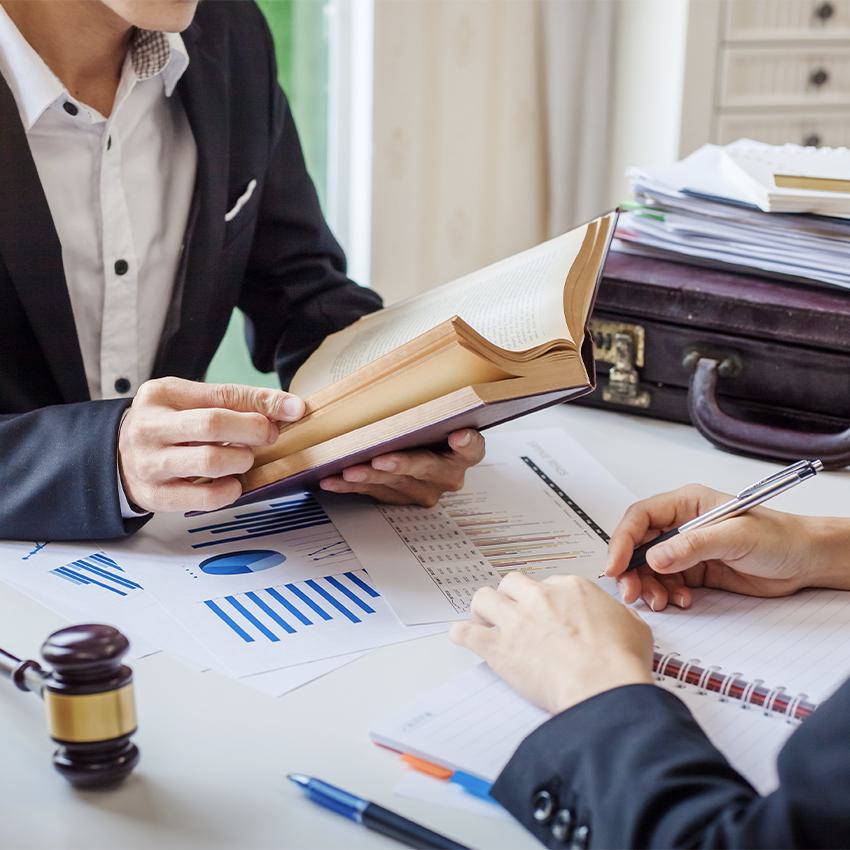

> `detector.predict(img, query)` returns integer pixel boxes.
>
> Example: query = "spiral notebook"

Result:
[372,584,850,795]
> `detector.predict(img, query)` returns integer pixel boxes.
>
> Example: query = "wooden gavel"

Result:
[0,623,140,788]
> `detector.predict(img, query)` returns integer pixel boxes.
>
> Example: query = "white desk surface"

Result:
[2,405,848,850]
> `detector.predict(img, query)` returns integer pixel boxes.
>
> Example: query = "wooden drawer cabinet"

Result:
[720,45,850,108]
[681,0,850,152]
[725,0,850,42]
[609,0,850,202]
[715,110,850,146]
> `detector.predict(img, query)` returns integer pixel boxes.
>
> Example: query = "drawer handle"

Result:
[810,67,830,87]
[814,1,835,21]
[803,132,822,147]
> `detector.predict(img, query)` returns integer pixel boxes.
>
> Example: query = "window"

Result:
[206,0,373,388]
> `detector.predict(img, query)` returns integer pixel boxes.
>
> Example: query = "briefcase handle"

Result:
[688,357,850,470]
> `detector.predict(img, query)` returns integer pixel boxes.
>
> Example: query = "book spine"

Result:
[653,650,817,723]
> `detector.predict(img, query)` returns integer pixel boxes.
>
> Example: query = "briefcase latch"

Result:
[590,320,651,409]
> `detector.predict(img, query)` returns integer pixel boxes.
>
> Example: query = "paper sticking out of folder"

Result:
[615,139,850,290]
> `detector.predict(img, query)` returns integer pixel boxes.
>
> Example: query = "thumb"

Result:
[647,524,741,574]
[210,384,305,422]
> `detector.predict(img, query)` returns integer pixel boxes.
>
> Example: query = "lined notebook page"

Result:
[644,586,850,705]
[371,660,792,792]
[372,663,547,782]
[663,684,792,794]
[373,585,850,791]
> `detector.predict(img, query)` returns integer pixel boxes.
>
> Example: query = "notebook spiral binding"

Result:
[653,650,817,723]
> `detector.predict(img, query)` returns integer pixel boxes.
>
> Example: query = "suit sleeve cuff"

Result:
[116,461,149,518]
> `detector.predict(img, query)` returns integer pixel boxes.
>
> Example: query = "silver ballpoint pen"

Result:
[621,459,824,573]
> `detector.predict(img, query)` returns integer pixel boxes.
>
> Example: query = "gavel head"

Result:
[40,624,140,788]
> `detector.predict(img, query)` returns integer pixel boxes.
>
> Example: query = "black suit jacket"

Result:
[0,2,382,542]
[493,678,850,849]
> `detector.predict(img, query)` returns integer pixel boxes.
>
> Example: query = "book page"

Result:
[291,225,589,397]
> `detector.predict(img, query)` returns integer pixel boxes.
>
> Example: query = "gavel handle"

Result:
[0,647,45,694]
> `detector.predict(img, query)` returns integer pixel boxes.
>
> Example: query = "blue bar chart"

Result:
[159,559,442,676]
[185,494,354,569]
[50,552,143,597]
[203,570,381,644]
[188,493,331,548]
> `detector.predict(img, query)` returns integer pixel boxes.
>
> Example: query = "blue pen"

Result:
[288,774,472,850]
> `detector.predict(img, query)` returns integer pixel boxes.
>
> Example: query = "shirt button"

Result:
[570,824,590,850]
[114,259,129,276]
[63,101,78,116]
[532,789,556,825]
[551,808,574,844]
[114,378,131,394]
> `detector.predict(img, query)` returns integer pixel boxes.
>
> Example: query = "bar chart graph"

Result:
[439,456,609,574]
[184,493,354,568]
[203,569,381,644]
[381,456,607,582]
[169,566,443,676]
[367,440,614,616]
[187,493,331,548]
[50,552,143,597]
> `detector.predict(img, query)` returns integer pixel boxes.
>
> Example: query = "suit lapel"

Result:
[0,77,89,403]
[153,19,231,379]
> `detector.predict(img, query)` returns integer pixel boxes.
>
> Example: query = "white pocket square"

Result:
[224,178,257,222]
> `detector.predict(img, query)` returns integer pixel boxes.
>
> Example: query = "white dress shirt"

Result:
[0,10,198,516]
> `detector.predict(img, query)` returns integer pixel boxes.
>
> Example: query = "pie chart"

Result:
[199,550,286,576]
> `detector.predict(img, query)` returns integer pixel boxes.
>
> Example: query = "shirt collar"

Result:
[0,7,190,130]
[132,29,189,97]
[0,4,64,129]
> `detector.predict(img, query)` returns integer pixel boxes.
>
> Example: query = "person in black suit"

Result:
[0,0,484,542]
[450,484,850,849]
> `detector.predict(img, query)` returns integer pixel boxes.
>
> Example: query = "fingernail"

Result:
[282,396,304,419]
[672,592,688,609]
[649,598,657,612]
[455,431,472,447]
[267,422,279,444]
[319,479,338,491]
[372,457,397,472]
[343,469,367,483]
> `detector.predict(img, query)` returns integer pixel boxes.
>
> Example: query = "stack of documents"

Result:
[615,139,850,289]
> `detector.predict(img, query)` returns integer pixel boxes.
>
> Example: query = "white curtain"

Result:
[370,0,619,302]
[542,0,619,236]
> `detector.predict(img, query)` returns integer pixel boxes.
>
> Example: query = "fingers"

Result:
[470,585,518,627]
[370,430,484,489]
[498,571,543,603]
[319,470,443,507]
[447,429,486,463]
[616,571,643,605]
[647,520,751,574]
[617,565,692,610]
[448,620,498,659]
[142,476,242,513]
[154,444,255,479]
[139,377,305,421]
[320,431,485,507]
[144,408,278,447]
[606,485,729,577]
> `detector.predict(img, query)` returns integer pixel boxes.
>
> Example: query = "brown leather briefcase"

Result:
[577,252,850,468]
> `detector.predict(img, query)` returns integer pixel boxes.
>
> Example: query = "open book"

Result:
[229,212,616,508]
